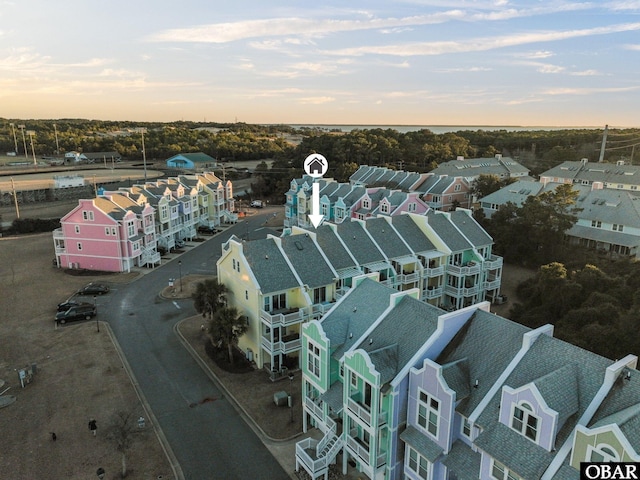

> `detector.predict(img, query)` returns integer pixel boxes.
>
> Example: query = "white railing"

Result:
[447,262,481,275]
[260,308,307,327]
[484,279,501,290]
[347,397,372,426]
[396,272,419,284]
[444,284,479,297]
[295,416,344,479]
[261,336,302,354]
[423,286,443,300]
[424,265,445,277]
[304,397,325,424]
[483,255,503,271]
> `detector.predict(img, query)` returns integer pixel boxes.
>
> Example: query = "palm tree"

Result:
[192,278,228,320]
[208,306,248,365]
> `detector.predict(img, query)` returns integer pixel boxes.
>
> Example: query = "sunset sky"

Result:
[1,1,639,127]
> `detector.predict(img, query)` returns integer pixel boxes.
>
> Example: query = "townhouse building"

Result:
[295,277,640,480]
[480,181,640,258]
[53,171,235,272]
[218,211,503,373]
[539,158,640,192]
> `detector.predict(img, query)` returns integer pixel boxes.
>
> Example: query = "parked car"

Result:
[57,300,87,312]
[175,239,185,249]
[55,304,97,324]
[250,200,264,208]
[197,226,216,235]
[77,283,110,295]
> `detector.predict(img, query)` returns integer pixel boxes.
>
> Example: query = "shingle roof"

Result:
[314,225,358,271]
[390,215,437,254]
[355,295,442,384]
[400,425,444,463]
[321,278,394,361]
[364,217,412,259]
[427,211,472,252]
[242,238,299,293]
[436,309,529,418]
[449,210,493,247]
[431,157,529,178]
[441,440,482,480]
[280,235,335,289]
[94,197,127,221]
[335,220,385,265]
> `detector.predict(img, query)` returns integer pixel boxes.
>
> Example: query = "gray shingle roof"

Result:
[441,440,482,480]
[426,211,472,252]
[321,278,394,360]
[400,425,444,463]
[355,295,442,383]
[390,214,437,254]
[449,210,493,247]
[335,220,386,265]
[242,238,299,293]
[590,368,640,448]
[364,217,412,259]
[540,160,640,187]
[436,309,529,418]
[314,225,358,271]
[441,359,471,401]
[280,235,336,289]
[431,157,529,178]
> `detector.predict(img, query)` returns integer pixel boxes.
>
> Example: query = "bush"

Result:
[6,218,61,235]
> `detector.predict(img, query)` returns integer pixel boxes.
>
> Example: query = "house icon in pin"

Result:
[304,153,328,178]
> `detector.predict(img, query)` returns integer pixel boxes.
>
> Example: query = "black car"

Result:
[57,300,86,312]
[55,304,97,324]
[198,225,217,235]
[77,283,110,295]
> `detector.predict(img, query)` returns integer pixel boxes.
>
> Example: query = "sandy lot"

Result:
[0,233,173,480]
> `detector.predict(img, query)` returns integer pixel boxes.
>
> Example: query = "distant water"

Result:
[285,124,601,134]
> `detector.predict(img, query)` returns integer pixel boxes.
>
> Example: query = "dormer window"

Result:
[511,401,539,442]
[589,444,619,463]
[363,198,370,209]
[380,202,389,214]
[417,390,439,437]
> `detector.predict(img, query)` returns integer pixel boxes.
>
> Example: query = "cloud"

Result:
[435,66,492,73]
[298,96,336,104]
[542,85,640,95]
[147,3,593,45]
[623,44,640,50]
[327,22,640,56]
[570,69,600,76]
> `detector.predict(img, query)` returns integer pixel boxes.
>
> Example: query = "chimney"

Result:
[456,156,464,161]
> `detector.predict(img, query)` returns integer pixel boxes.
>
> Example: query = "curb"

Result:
[104,322,185,480]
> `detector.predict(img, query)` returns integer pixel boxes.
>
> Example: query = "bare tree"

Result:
[107,410,138,478]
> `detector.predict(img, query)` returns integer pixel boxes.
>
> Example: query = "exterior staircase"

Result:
[295,416,344,480]
[221,209,238,224]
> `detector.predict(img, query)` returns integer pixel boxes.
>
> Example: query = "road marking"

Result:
[172,301,181,309]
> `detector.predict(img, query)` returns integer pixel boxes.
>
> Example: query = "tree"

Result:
[208,306,248,364]
[192,278,227,320]
[107,410,138,478]
[471,174,503,199]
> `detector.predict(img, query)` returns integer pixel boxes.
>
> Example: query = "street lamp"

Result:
[288,372,295,423]
[178,260,183,292]
[94,295,99,332]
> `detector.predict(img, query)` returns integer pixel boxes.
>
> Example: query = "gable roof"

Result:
[364,217,412,259]
[314,225,358,271]
[427,211,473,252]
[390,214,438,254]
[242,238,299,294]
[167,152,216,163]
[449,210,493,247]
[335,220,386,266]
[279,234,336,289]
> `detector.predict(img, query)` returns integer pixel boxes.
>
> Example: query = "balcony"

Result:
[424,265,445,277]
[311,302,334,319]
[445,284,479,297]
[396,272,419,284]
[484,278,501,290]
[260,308,307,327]
[261,333,301,355]
[447,261,481,276]
[422,286,443,300]
[346,397,387,427]
[483,254,503,271]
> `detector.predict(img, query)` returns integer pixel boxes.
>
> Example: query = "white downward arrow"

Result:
[308,182,323,228]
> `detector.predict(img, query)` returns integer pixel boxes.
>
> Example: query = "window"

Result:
[589,444,619,463]
[233,259,236,270]
[380,202,389,214]
[127,221,136,237]
[313,286,326,304]
[82,210,94,221]
[321,203,328,216]
[75,225,80,234]
[307,341,321,377]
[454,184,461,192]
[613,224,624,232]
[111,227,116,236]
[408,202,417,212]
[407,447,429,480]
[105,227,111,236]
[491,459,523,480]
[271,293,286,311]
[77,242,82,251]
[363,198,370,209]
[591,220,602,228]
[245,290,248,300]
[511,402,539,442]
[462,417,472,439]
[351,371,358,388]
[417,390,440,437]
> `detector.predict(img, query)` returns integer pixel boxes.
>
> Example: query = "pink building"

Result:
[53,196,158,272]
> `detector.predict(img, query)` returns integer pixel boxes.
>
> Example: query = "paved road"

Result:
[100,210,289,480]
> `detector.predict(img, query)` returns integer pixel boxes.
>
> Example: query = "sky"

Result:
[1,1,639,127]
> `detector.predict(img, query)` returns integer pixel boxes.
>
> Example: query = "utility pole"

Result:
[140,128,147,181]
[10,177,20,219]
[18,125,27,159]
[9,123,18,154]
[598,124,609,163]
[53,123,60,154]
[27,130,37,169]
